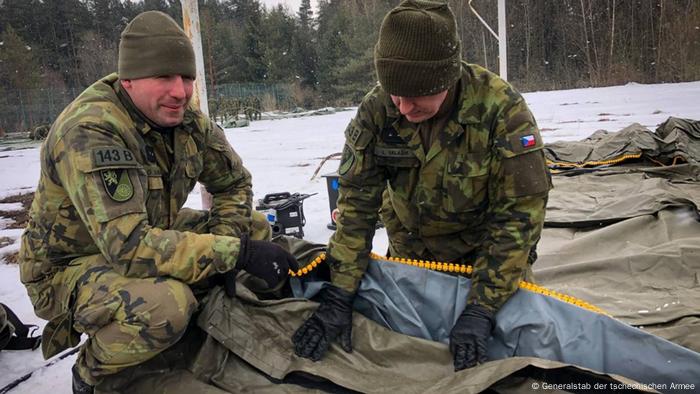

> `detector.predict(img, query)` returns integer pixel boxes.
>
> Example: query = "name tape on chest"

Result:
[374,146,415,158]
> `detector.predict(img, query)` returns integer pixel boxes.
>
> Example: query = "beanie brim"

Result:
[375,47,462,97]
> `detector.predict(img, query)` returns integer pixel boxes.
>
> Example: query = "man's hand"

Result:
[449,304,495,371]
[224,235,299,297]
[292,285,354,361]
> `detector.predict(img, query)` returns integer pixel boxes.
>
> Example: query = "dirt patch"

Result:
[3,252,19,264]
[0,236,13,248]
[0,193,33,265]
[0,192,34,229]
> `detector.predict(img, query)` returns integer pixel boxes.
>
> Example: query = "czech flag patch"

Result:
[520,134,536,148]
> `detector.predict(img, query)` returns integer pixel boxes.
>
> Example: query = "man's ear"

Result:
[120,79,133,90]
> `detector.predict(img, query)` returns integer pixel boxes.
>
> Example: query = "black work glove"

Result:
[449,304,495,371]
[224,234,299,297]
[292,284,354,361]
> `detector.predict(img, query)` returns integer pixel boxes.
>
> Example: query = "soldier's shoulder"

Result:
[462,63,511,92]
[184,106,211,133]
[354,84,393,132]
[47,77,131,154]
[184,108,218,149]
[458,63,525,123]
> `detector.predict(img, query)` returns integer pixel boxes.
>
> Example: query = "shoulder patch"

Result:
[347,126,362,145]
[92,147,137,168]
[496,127,544,158]
[101,169,134,202]
[338,144,355,176]
[507,128,543,154]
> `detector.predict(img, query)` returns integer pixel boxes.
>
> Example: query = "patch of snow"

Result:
[0,203,24,212]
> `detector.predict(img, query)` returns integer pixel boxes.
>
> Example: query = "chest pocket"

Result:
[184,153,204,178]
[144,166,166,227]
[442,150,489,212]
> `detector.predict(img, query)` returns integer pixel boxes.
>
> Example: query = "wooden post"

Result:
[468,0,508,81]
[497,0,508,81]
[181,0,214,209]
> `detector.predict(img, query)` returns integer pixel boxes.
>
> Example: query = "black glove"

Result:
[292,285,354,361]
[449,304,495,371]
[224,234,299,297]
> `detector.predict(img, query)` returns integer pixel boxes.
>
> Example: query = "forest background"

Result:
[0,0,698,134]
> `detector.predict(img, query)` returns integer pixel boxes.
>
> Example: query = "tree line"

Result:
[1,0,698,135]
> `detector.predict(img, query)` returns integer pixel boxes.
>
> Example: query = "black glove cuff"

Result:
[461,304,496,332]
[319,285,354,314]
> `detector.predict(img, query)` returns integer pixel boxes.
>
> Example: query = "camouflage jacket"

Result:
[328,63,551,312]
[19,74,251,320]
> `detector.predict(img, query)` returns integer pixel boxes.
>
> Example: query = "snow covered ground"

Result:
[1,80,699,392]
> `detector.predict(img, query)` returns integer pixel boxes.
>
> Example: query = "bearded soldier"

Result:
[19,11,298,393]
[292,0,551,371]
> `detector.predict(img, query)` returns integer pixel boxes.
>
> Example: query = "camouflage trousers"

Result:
[73,209,271,385]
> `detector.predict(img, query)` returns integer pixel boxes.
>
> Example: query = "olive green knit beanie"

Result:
[374,0,462,97]
[118,11,196,80]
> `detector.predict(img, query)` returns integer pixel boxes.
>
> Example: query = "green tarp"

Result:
[94,118,700,393]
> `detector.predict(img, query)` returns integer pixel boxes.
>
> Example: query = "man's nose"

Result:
[398,98,415,114]
[169,76,187,100]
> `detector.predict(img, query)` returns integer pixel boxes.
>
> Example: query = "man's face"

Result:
[121,75,194,127]
[390,90,449,123]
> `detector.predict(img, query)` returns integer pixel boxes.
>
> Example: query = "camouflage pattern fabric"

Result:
[72,253,198,383]
[0,303,13,350]
[328,62,551,312]
[18,73,267,383]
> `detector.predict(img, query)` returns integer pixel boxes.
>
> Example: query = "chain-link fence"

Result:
[0,86,82,135]
[0,82,295,135]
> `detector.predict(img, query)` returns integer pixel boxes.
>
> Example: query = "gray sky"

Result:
[259,0,318,13]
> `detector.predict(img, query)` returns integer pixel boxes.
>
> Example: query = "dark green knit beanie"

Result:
[375,0,462,97]
[118,11,196,80]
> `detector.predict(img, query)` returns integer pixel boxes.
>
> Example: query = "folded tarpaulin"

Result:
[536,207,700,351]
[541,118,700,226]
[545,164,700,226]
[92,278,650,393]
[186,285,652,394]
[543,117,700,169]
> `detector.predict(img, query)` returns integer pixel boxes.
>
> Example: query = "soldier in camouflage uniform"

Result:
[19,11,298,393]
[293,0,550,371]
